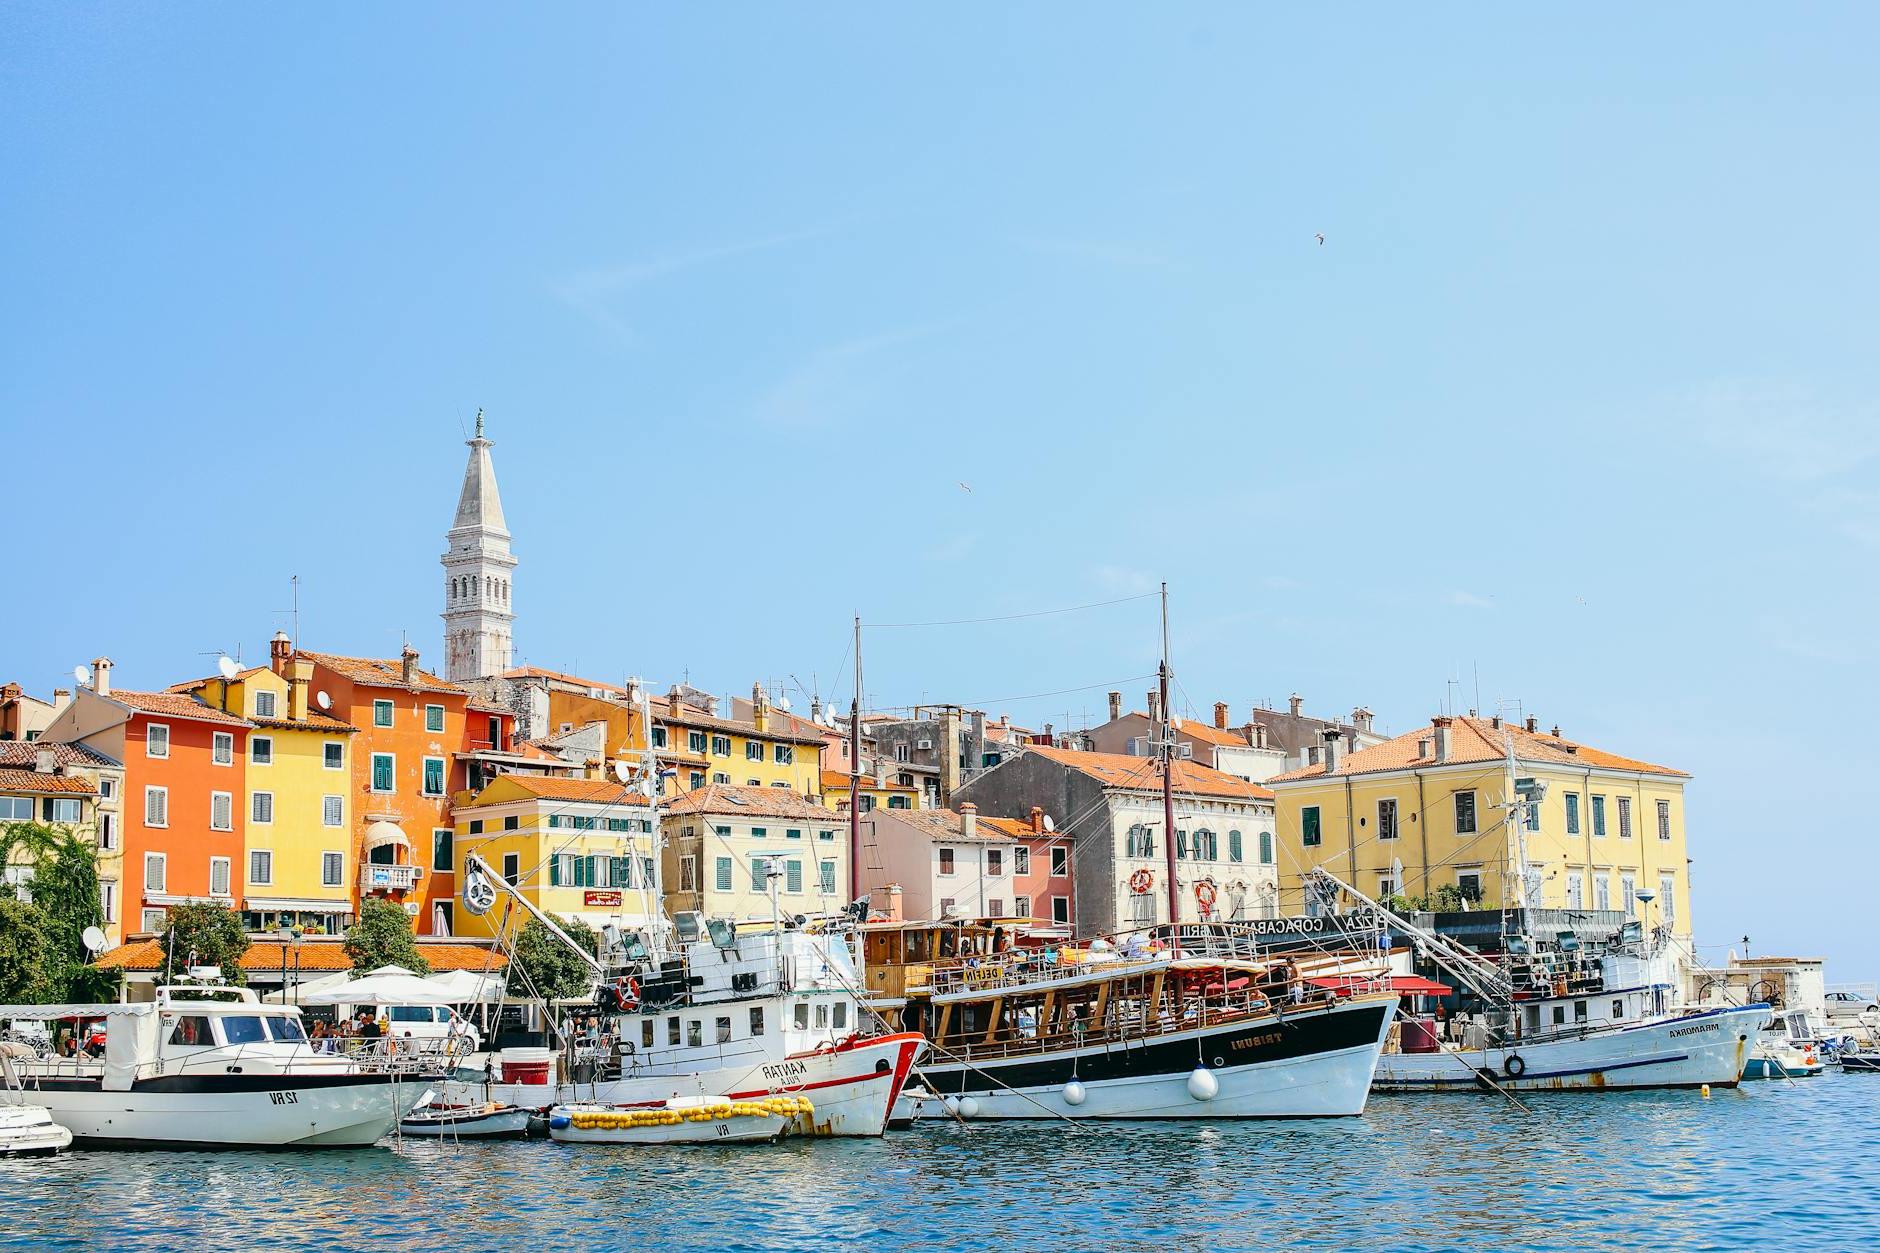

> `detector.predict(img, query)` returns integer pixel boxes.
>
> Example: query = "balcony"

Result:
[360,863,423,894]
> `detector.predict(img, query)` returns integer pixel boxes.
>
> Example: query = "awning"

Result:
[364,820,410,852]
[1308,975,1454,997]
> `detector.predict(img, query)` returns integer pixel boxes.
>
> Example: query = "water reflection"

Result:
[1,1078,1873,1251]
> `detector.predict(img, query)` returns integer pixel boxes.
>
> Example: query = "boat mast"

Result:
[849,614,862,901]
[1159,582,1180,955]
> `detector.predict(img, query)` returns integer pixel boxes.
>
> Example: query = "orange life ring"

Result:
[1194,880,1218,908]
[1128,869,1154,894]
[618,976,642,1010]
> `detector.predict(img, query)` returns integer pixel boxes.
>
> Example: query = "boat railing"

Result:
[921,952,1164,997]
[12,1034,448,1085]
[944,985,1337,1063]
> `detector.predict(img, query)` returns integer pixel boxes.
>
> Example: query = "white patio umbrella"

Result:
[299,964,461,1007]
[425,969,506,1004]
[263,969,355,1004]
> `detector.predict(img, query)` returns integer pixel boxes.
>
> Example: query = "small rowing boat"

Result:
[399,1101,531,1139]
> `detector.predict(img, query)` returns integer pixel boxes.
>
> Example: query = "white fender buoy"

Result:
[1187,1066,1219,1101]
[957,1096,981,1118]
[943,1096,960,1116]
[1063,1080,1087,1107]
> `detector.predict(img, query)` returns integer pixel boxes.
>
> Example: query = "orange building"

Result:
[42,659,251,936]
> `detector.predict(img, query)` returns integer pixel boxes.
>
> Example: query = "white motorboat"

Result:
[0,1045,71,1156]
[398,1100,531,1139]
[0,984,438,1148]
[548,1095,807,1144]
[1742,1009,1825,1080]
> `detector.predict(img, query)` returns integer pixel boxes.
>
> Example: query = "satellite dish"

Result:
[73,664,91,686]
[1171,716,1184,731]
[316,691,332,710]
[216,655,239,680]
[637,779,655,799]
[82,926,108,955]
[775,695,792,712]
[1042,814,1055,832]
[613,760,633,784]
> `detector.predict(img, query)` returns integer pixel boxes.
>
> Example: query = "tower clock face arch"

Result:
[440,413,518,683]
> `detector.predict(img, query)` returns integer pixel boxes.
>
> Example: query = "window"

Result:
[1566,872,1583,909]
[652,725,668,749]
[145,852,166,892]
[693,733,715,755]
[746,741,764,761]
[1228,830,1243,862]
[433,829,453,872]
[819,860,837,894]
[785,860,803,893]
[322,795,343,827]
[46,797,81,824]
[1051,847,1068,876]
[987,849,1004,876]
[422,757,445,797]
[468,819,483,835]
[210,791,233,831]
[668,1017,681,1046]
[1621,873,1636,917]
[144,785,168,827]
[1302,805,1322,847]
[1374,799,1397,841]
[1454,791,1476,834]
[167,1016,214,1047]
[99,812,117,850]
[714,1015,732,1044]
[895,743,910,762]
[373,700,394,727]
[774,745,793,765]
[715,857,733,892]
[322,852,344,887]
[141,908,166,933]
[210,857,231,897]
[1197,829,1218,860]
[371,753,394,793]
[939,848,956,875]
[100,881,115,922]
[1565,793,1581,835]
[146,723,170,758]
[1013,846,1030,875]
[1592,795,1607,837]
[1052,896,1070,925]
[793,1003,810,1030]
[504,815,518,831]
[1617,797,1633,839]
[425,704,444,733]
[988,897,1005,917]
[819,829,835,842]
[212,732,234,765]
[939,898,956,917]
[3,797,32,821]
[1656,799,1671,840]
[250,849,273,886]
[251,736,273,765]
[1661,873,1676,923]
[679,856,698,892]
[502,853,520,886]
[750,826,767,840]
[251,792,273,824]
[750,1007,765,1036]
[1126,824,1153,858]
[749,857,771,891]
[1014,894,1031,917]
[688,772,704,790]
[99,777,116,800]
[687,1021,703,1048]
[324,741,344,770]
[642,1020,656,1049]
[253,689,277,718]
[1457,871,1482,903]
[1594,874,1611,911]
[785,828,802,841]
[887,794,911,809]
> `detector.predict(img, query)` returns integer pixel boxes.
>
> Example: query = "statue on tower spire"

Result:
[474,407,485,440]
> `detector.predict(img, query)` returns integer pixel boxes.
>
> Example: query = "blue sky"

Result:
[5,6,1877,971]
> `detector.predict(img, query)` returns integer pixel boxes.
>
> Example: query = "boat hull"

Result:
[548,1105,792,1145]
[398,1104,532,1139]
[1839,1053,1880,1073]
[447,1032,926,1138]
[24,1072,432,1148]
[898,995,1395,1120]
[0,1105,72,1156]
[1373,1006,1764,1092]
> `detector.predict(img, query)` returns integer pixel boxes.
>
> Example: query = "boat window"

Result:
[687,1020,703,1047]
[167,1015,214,1047]
[750,1007,765,1036]
[221,1016,269,1044]
[389,1007,435,1023]
[266,1016,307,1042]
[794,1003,810,1030]
[1612,999,1625,1020]
[667,1017,680,1046]
[642,1020,655,1049]
[1574,1001,1588,1023]
[815,1003,829,1029]
[716,1016,732,1044]
[833,1002,848,1030]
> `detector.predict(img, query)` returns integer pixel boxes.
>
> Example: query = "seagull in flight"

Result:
[1315,233,1326,246]
[958,481,973,493]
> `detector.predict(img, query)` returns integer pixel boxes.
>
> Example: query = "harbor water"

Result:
[5,1077,1877,1250]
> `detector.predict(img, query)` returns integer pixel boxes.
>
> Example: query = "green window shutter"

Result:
[372,755,393,791]
[1259,831,1274,864]
[1302,806,1321,847]
[786,860,803,893]
[550,856,562,887]
[612,856,631,888]
[715,857,732,891]
[820,860,837,893]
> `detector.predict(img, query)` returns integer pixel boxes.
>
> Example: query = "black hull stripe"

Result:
[918,1003,1389,1094]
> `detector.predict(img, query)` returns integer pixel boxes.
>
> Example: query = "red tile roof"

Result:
[1120,710,1252,750]
[820,770,917,794]
[296,651,465,696]
[108,690,252,727]
[0,768,98,796]
[1024,745,1275,801]
[94,939,508,973]
[657,705,828,746]
[476,775,654,807]
[1267,715,1687,783]
[870,807,1020,842]
[661,784,834,821]
[0,742,118,769]
[500,666,631,694]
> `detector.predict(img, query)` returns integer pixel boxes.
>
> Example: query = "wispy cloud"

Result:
[1446,591,1495,610]
[552,225,839,345]
[754,322,953,430]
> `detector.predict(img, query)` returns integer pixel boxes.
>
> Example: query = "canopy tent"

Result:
[426,969,506,1004]
[263,970,356,1004]
[299,965,461,1007]
[1307,975,1454,997]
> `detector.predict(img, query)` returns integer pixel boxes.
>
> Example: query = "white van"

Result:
[353,1004,482,1053]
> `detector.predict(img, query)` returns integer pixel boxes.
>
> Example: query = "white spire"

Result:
[441,409,518,682]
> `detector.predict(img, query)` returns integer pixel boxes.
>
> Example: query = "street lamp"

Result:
[277,923,303,1004]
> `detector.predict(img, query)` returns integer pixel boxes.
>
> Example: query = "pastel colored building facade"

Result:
[661,785,848,924]
[1267,714,1693,937]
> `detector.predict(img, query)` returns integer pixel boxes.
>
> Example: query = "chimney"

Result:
[1146,690,1160,724]
[1043,722,1054,746]
[1107,691,1121,722]
[92,657,112,698]
[874,758,887,787]
[1524,715,1537,733]
[51,688,71,714]
[1417,736,1433,759]
[1431,716,1452,763]
[1029,805,1044,833]
[752,683,770,734]
[810,697,823,723]
[667,687,682,718]
[869,883,904,924]
[1320,726,1343,774]
[1490,715,1502,730]
[1551,725,1562,738]
[289,659,313,722]
[400,644,419,686]
[270,630,292,670]
[959,802,978,841]
[1288,693,1303,718]
[1353,706,1374,734]
[1213,702,1229,730]
[34,747,56,775]
[1254,721,1268,749]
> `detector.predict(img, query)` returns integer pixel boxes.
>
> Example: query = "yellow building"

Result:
[650,689,824,798]
[815,769,921,814]
[451,774,660,939]
[662,785,849,924]
[1268,715,1693,936]
[170,665,357,935]
[0,743,124,941]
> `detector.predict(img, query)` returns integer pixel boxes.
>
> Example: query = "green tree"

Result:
[0,821,111,1000]
[0,895,57,1003]
[159,901,251,985]
[506,915,599,1002]
[344,898,429,974]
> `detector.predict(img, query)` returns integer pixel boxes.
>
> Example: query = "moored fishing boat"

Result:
[548,1094,810,1144]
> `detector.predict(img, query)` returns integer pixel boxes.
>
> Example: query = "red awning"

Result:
[1307,975,1453,996]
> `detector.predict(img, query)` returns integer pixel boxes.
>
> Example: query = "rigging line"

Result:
[865,591,1158,629]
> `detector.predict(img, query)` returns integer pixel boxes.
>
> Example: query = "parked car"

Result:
[1823,990,1880,1023]
[351,1003,482,1053]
